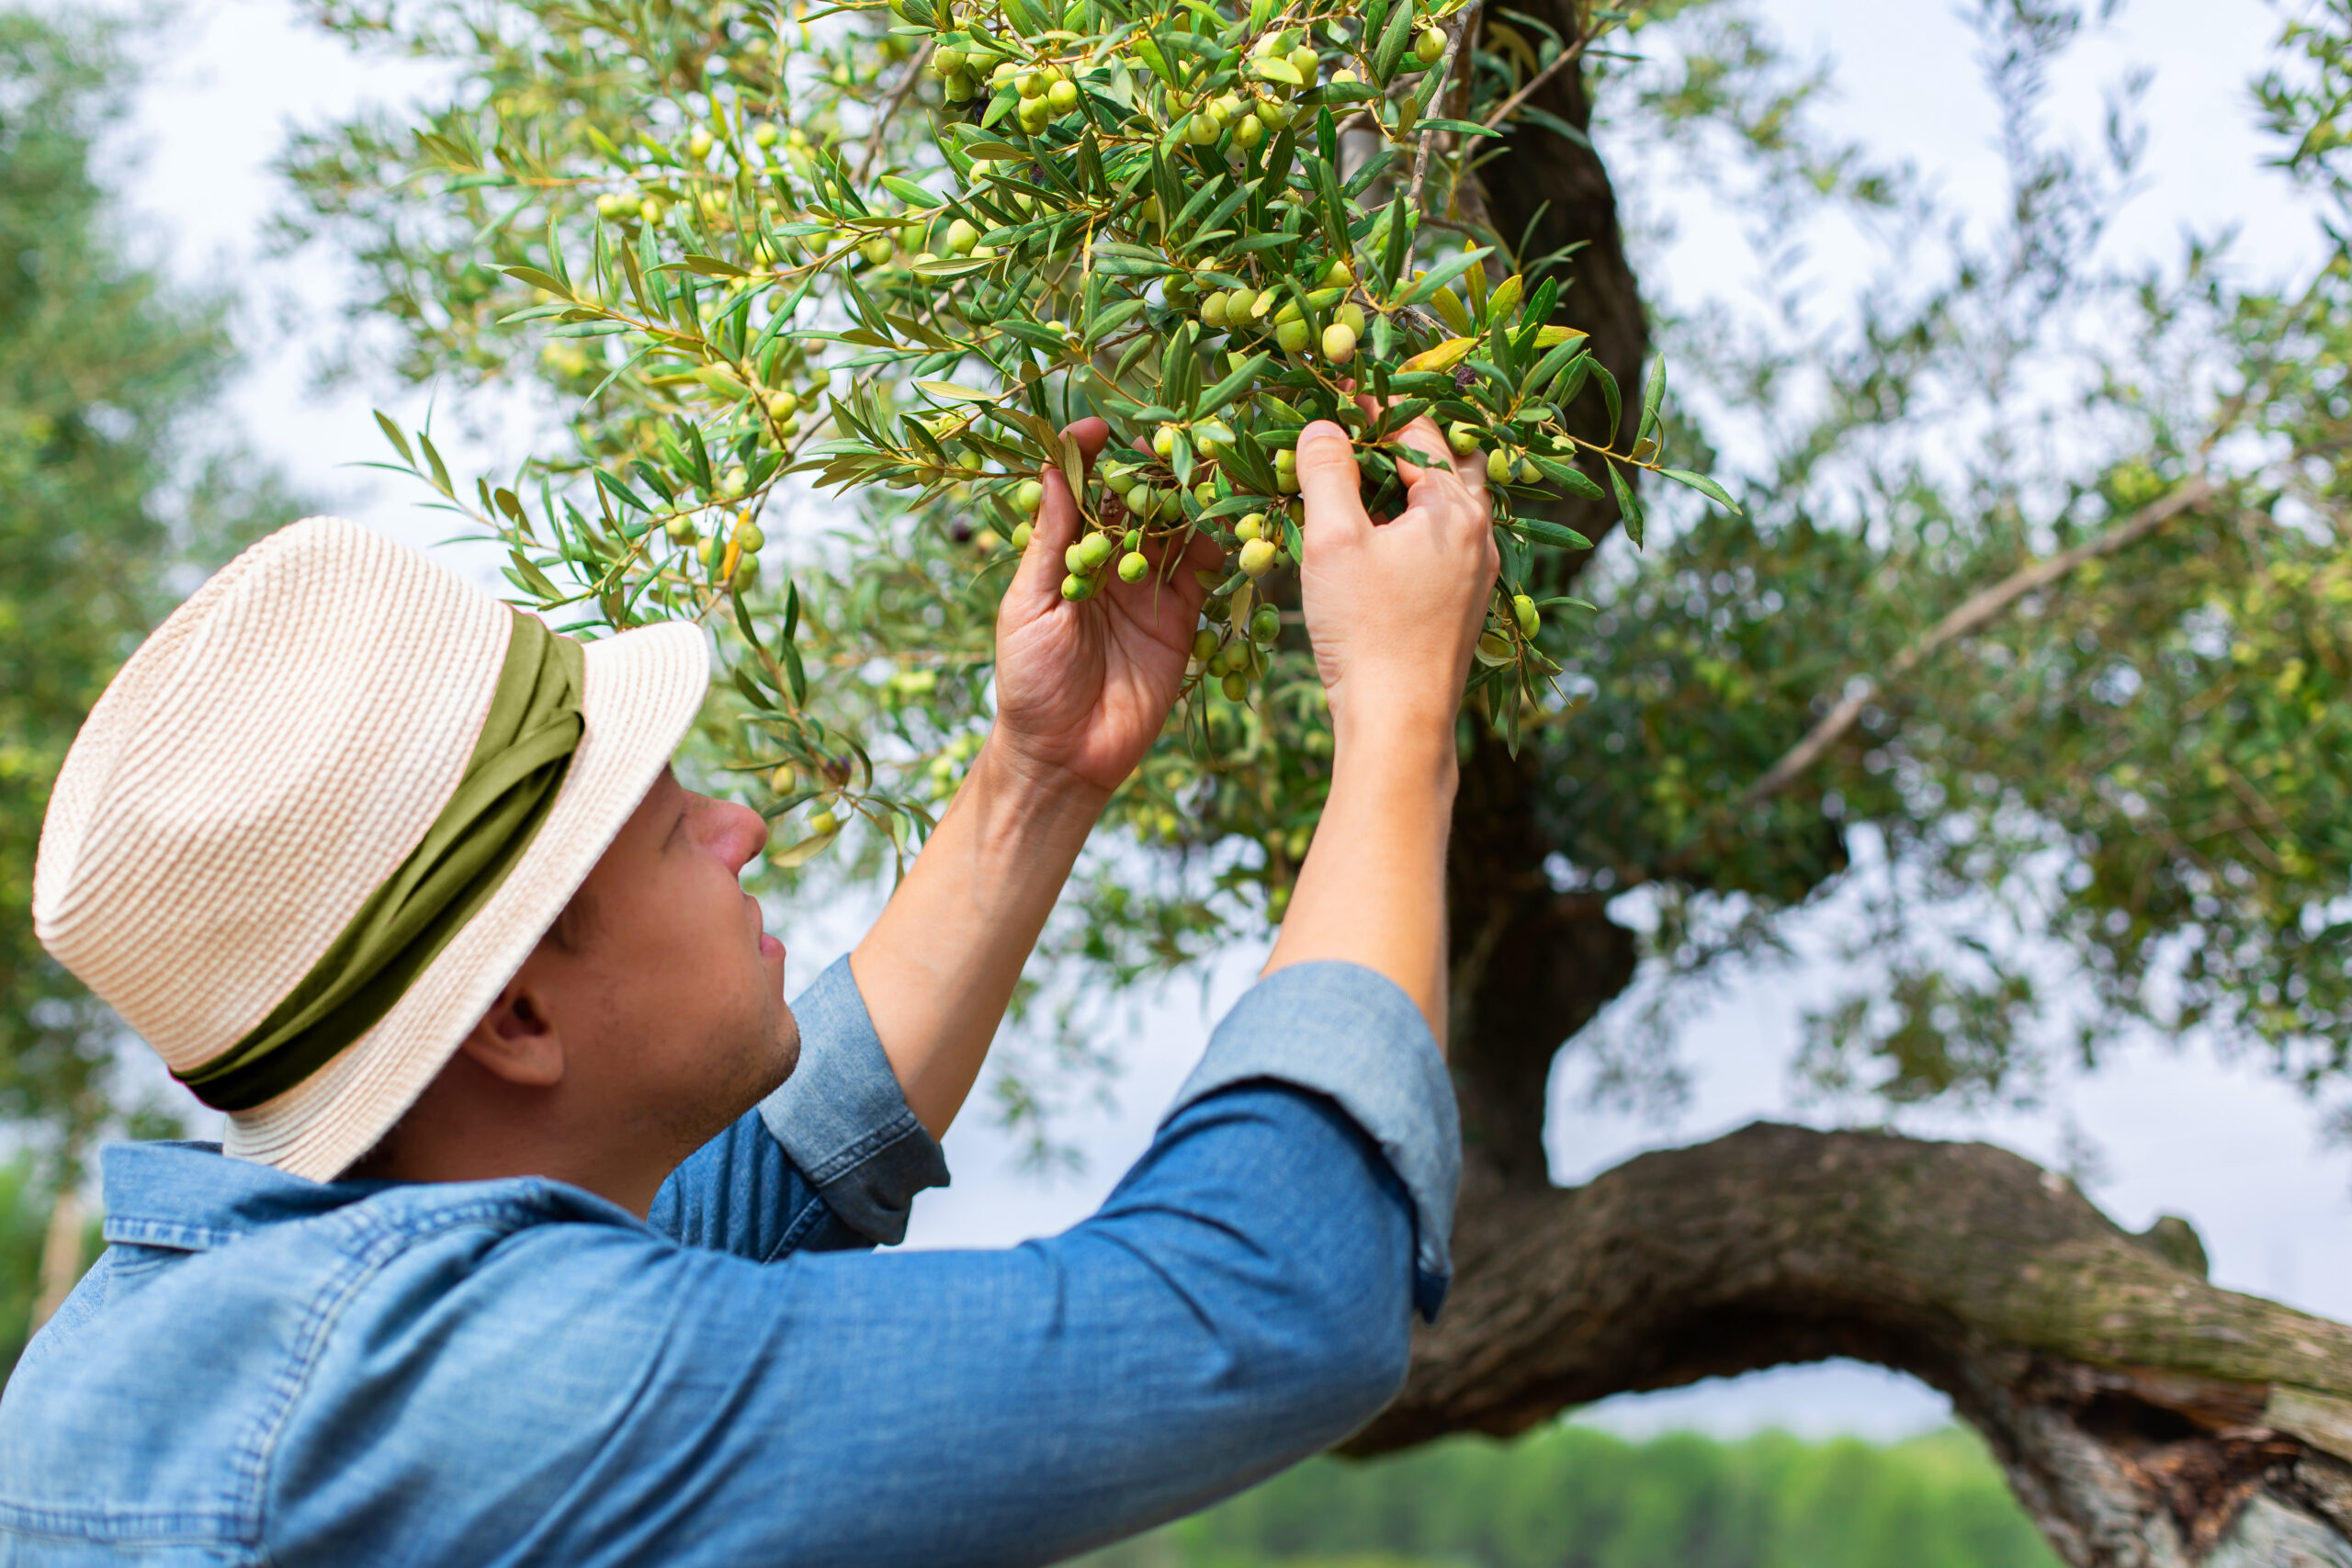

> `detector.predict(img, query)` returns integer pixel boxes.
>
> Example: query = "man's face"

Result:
[529,766,799,1163]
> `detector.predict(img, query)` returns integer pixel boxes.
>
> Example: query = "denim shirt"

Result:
[0,959,1458,1567]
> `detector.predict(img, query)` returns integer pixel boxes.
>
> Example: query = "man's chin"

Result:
[765,1006,802,1092]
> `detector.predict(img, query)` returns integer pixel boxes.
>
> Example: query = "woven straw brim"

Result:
[222,619,712,1181]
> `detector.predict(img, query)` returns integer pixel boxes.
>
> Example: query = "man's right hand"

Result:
[1292,412,1498,745]
[1261,411,1498,1048]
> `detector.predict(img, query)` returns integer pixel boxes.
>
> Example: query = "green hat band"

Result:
[177,610,585,1114]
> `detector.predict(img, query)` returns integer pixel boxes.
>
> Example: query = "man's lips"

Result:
[746,893,785,960]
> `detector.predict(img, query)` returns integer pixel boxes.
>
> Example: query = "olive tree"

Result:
[282,0,2352,1558]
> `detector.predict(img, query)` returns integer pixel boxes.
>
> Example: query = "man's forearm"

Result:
[848,740,1106,1137]
[1261,712,1458,1048]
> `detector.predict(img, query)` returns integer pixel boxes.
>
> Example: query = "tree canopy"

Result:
[277,0,2352,1557]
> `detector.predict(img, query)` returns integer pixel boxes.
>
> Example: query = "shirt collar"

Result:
[98,1140,646,1253]
[100,1141,389,1253]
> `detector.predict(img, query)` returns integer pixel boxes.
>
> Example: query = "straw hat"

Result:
[31,516,711,1180]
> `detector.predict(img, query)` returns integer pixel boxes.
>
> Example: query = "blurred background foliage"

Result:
[270,0,2352,1150]
[1074,1423,2062,1568]
[0,5,305,1354]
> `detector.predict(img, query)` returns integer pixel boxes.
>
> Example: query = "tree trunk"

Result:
[1354,1122,2352,1567]
[1420,37,2352,1568]
[30,1179,84,1332]
[1446,0,1647,1201]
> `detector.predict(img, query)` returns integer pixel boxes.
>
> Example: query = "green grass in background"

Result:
[1074,1423,2061,1568]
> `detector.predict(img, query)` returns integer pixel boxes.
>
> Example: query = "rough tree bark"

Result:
[1419,25,2352,1566]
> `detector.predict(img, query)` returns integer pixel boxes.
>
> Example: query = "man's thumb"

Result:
[1294,421,1368,541]
[1010,464,1080,609]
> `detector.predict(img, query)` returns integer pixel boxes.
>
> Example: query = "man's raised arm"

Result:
[845,418,1214,1137]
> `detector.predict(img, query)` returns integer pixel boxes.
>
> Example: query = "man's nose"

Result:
[692,793,772,874]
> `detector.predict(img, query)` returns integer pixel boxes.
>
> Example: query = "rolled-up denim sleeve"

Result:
[1166,960,1460,1320]
[649,954,949,1257]
[757,954,951,1244]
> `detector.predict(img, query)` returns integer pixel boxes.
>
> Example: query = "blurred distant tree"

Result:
[280,0,2352,1558]
[1080,1424,2061,1567]
[0,7,303,1365]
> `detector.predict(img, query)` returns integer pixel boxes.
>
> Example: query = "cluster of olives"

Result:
[1192,592,1285,701]
[669,507,766,588]
[1203,283,1366,364]
[913,4,1450,136]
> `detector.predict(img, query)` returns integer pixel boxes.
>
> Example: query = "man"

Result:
[0,411,1497,1565]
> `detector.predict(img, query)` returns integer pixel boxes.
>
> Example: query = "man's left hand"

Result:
[989,417,1216,800]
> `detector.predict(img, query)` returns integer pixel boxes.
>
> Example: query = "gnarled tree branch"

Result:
[1360,1122,2352,1567]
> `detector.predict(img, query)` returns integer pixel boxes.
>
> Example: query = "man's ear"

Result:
[459,974,568,1089]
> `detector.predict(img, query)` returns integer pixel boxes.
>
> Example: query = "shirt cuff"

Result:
[757,954,950,1246]
[1165,961,1461,1321]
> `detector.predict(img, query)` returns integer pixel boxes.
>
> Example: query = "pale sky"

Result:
[109,0,2346,1439]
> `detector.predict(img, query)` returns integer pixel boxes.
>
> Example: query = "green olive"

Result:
[1077,532,1116,569]
[1448,422,1480,457]
[1010,521,1033,549]
[1014,478,1046,513]
[1046,79,1079,112]
[1487,446,1514,484]
[1250,605,1281,644]
[1118,550,1150,582]
[1234,513,1262,542]
[1061,572,1095,602]
[1513,593,1541,639]
[1220,671,1250,701]
[808,808,842,836]
[1192,627,1220,661]
[1153,423,1181,457]
[1414,26,1447,63]
[1320,321,1358,363]
[1275,318,1311,354]
[1238,537,1279,577]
